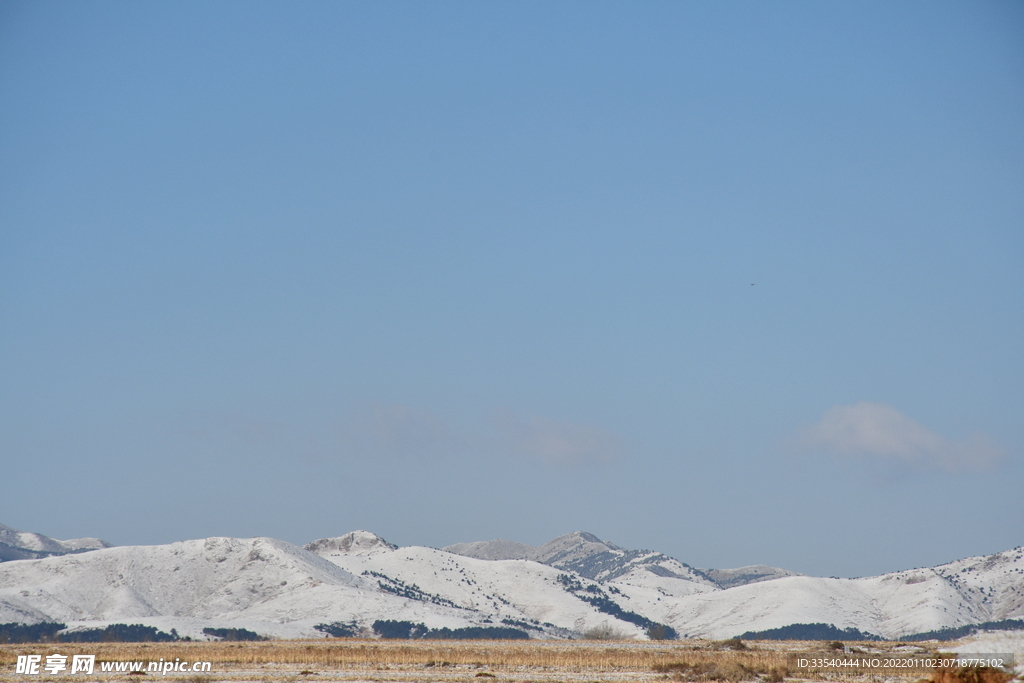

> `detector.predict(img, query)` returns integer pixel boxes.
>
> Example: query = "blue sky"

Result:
[1,1,1022,578]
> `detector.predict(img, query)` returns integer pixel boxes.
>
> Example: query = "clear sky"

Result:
[1,1,1022,579]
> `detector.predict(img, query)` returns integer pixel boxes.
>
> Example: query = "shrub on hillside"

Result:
[899,619,1024,642]
[314,621,361,638]
[647,623,678,640]
[583,623,629,640]
[202,627,266,641]
[736,623,880,641]
[372,620,428,639]
[61,624,178,642]
[0,622,66,643]
[423,626,529,640]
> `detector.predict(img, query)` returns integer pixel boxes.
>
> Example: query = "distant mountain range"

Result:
[0,523,110,562]
[444,531,800,588]
[0,523,1021,641]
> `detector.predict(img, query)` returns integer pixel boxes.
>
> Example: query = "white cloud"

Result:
[490,409,623,467]
[796,401,1004,472]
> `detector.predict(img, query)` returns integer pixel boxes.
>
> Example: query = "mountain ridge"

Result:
[443,531,777,589]
[0,523,111,562]
[1,523,1021,641]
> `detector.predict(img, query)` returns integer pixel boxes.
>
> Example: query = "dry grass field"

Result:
[0,639,1010,683]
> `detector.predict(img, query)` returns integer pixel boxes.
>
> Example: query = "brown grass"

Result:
[0,638,961,682]
[0,639,776,670]
[652,650,792,682]
[931,668,1012,683]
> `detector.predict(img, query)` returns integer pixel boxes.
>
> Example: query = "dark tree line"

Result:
[370,620,529,640]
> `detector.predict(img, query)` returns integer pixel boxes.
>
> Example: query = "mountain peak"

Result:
[534,531,620,555]
[304,531,397,556]
[444,531,715,586]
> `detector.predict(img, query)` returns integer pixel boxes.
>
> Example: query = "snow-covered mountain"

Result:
[0,525,1021,641]
[444,532,789,589]
[666,546,1024,639]
[445,531,717,589]
[0,531,654,639]
[0,535,487,639]
[703,565,803,589]
[0,523,110,562]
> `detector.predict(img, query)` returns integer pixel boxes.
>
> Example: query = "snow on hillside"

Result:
[665,548,1024,640]
[305,530,398,555]
[306,532,645,637]
[444,538,533,561]
[0,536,490,639]
[445,531,716,588]
[445,532,797,592]
[310,535,1024,640]
[0,523,110,562]
[0,525,1020,642]
[931,547,1024,621]
[702,565,804,589]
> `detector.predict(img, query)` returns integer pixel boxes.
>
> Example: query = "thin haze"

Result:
[1,1,1021,578]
